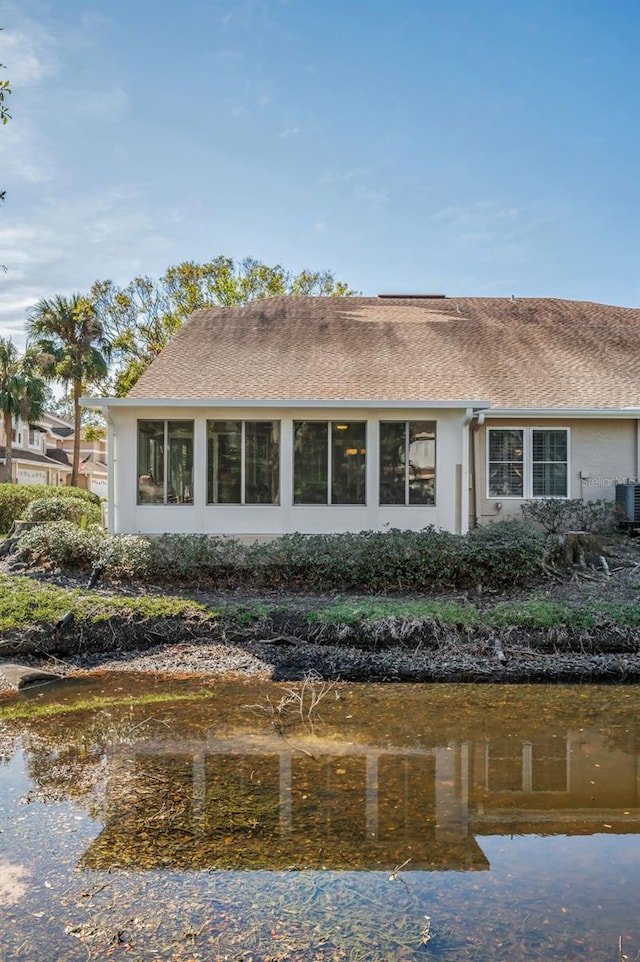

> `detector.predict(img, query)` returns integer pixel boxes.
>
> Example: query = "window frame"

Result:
[486,426,570,500]
[293,420,367,506]
[379,420,437,507]
[137,419,194,506]
[206,419,281,506]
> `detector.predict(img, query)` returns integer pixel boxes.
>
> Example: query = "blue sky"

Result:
[1,0,639,348]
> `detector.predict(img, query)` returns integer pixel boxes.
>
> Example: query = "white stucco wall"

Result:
[475,417,639,525]
[107,405,470,537]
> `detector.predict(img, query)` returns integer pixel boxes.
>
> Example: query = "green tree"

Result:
[0,338,47,483]
[91,255,356,395]
[27,295,111,486]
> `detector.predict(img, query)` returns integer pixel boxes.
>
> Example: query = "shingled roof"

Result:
[127,296,640,409]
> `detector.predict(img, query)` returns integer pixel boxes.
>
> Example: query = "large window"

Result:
[488,428,568,498]
[207,421,280,504]
[137,420,194,504]
[379,421,436,505]
[294,421,366,505]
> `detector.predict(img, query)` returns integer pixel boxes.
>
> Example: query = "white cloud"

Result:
[0,187,175,347]
[279,126,301,139]
[1,27,59,86]
[2,124,54,184]
[61,84,130,123]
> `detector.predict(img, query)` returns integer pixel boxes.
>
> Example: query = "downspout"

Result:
[636,419,640,483]
[460,408,474,534]
[106,413,116,536]
[471,411,485,529]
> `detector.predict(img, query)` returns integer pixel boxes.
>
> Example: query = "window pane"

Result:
[245,422,280,504]
[138,421,165,504]
[294,422,328,504]
[408,421,436,505]
[488,429,525,497]
[168,421,193,504]
[533,462,567,497]
[532,429,567,463]
[380,422,406,504]
[489,429,524,463]
[332,422,366,505]
[532,430,568,497]
[207,421,241,504]
[489,462,524,498]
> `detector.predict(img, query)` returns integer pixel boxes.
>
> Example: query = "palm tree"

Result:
[0,338,47,483]
[27,294,111,487]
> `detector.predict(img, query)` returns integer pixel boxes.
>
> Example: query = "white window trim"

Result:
[486,426,570,500]
[293,420,367,507]
[207,419,281,506]
[137,419,194,506]
[378,420,437,507]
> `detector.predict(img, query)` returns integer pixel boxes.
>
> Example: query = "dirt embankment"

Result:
[1,541,639,689]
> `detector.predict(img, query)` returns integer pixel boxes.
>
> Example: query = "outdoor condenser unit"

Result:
[615,483,640,523]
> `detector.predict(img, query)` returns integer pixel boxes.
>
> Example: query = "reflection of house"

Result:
[80,726,640,873]
[84,296,640,537]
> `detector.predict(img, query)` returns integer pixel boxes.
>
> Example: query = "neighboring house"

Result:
[0,415,72,486]
[0,412,108,497]
[85,296,640,538]
[42,413,109,498]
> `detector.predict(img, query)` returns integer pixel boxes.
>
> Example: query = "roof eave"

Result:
[81,397,492,411]
[486,407,640,419]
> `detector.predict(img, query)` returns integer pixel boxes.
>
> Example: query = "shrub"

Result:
[13,521,105,570]
[521,498,617,535]
[0,483,100,533]
[149,533,248,581]
[96,535,153,581]
[22,496,102,527]
[463,519,546,588]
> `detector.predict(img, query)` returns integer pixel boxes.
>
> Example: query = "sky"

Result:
[1,0,639,349]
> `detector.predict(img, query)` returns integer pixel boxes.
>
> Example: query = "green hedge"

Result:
[0,483,100,534]
[147,521,545,592]
[22,496,102,527]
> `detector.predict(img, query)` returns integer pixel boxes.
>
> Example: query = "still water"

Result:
[0,675,638,961]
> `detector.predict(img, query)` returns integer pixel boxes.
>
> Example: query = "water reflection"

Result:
[1,679,638,962]
[4,679,636,873]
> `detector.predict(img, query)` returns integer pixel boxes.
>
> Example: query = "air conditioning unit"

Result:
[615,483,640,523]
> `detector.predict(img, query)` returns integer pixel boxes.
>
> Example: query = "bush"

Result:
[149,533,248,581]
[96,535,154,581]
[521,498,617,535]
[136,523,545,592]
[13,521,105,570]
[0,483,100,534]
[22,496,102,527]
[463,519,546,588]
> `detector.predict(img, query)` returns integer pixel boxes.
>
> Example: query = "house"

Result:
[42,413,109,499]
[0,412,108,497]
[0,414,72,486]
[84,295,640,538]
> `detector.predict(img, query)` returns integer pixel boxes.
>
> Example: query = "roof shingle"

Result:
[127,296,640,409]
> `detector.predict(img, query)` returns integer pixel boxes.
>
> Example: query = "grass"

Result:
[307,596,640,631]
[0,575,213,632]
[1,573,638,637]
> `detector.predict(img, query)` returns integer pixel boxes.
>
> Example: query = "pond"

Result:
[0,675,638,961]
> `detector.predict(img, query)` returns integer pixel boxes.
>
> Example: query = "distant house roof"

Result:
[126,296,640,410]
[46,448,72,465]
[0,446,71,469]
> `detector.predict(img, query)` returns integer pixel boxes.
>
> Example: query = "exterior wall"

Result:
[474,417,639,525]
[109,405,469,537]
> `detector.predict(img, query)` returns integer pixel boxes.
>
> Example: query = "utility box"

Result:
[615,483,640,525]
